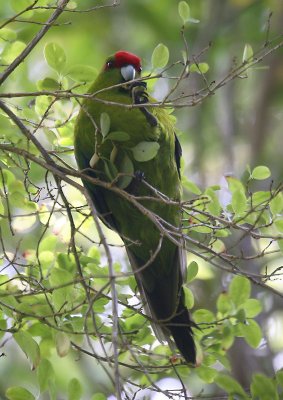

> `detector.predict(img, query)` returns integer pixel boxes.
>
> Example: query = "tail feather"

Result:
[168,303,196,364]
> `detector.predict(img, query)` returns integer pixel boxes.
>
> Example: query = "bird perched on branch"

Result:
[74,50,196,364]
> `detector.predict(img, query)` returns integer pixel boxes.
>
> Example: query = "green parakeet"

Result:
[74,51,196,364]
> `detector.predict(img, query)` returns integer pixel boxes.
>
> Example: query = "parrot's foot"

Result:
[127,170,145,194]
[131,83,158,128]
[134,170,145,182]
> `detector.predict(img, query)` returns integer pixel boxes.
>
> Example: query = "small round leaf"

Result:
[44,42,66,73]
[151,44,169,69]
[178,1,190,24]
[251,166,271,180]
[131,141,160,162]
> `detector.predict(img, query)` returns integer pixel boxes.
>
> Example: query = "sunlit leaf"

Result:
[37,77,60,91]
[270,192,283,215]
[183,286,194,309]
[6,387,35,400]
[240,320,262,348]
[186,261,198,282]
[242,299,262,318]
[242,43,253,63]
[56,332,71,357]
[251,373,278,400]
[100,112,111,137]
[182,176,202,195]
[189,63,209,74]
[14,331,41,370]
[132,141,160,162]
[178,1,190,24]
[229,276,251,307]
[196,366,217,383]
[215,374,248,398]
[151,43,169,69]
[37,359,55,393]
[251,166,271,180]
[68,378,82,400]
[2,41,26,64]
[91,394,107,400]
[0,28,17,42]
[217,292,233,314]
[44,42,67,73]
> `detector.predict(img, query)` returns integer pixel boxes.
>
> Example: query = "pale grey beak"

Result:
[121,65,136,81]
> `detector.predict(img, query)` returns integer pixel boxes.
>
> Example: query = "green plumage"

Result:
[74,51,196,364]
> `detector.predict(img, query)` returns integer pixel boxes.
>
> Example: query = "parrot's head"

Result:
[103,50,142,84]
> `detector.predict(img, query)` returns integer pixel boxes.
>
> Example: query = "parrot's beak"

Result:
[121,64,136,81]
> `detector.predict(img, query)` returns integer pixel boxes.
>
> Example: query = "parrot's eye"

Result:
[106,60,114,69]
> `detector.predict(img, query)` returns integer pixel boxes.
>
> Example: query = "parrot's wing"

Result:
[174,133,182,179]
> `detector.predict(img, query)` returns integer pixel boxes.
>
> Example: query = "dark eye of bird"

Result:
[106,60,114,69]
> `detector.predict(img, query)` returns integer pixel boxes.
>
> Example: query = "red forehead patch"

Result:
[114,51,141,71]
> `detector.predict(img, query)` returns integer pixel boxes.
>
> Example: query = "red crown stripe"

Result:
[114,51,141,70]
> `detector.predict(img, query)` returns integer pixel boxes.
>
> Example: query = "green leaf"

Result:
[131,141,160,162]
[100,112,111,137]
[10,0,34,16]
[183,286,194,309]
[0,28,17,42]
[2,41,26,64]
[189,63,209,74]
[186,261,198,282]
[251,373,278,400]
[117,153,134,189]
[229,276,251,307]
[56,332,71,357]
[205,187,221,216]
[193,309,215,324]
[242,43,253,63]
[178,1,190,24]
[217,292,233,314]
[275,219,283,233]
[222,325,235,350]
[196,366,217,383]
[105,131,130,142]
[68,378,83,400]
[270,192,283,215]
[6,387,35,400]
[182,176,202,195]
[103,160,118,181]
[215,374,248,398]
[231,189,247,215]
[37,359,55,393]
[66,64,97,82]
[91,394,107,400]
[241,320,262,348]
[276,370,283,387]
[251,191,270,206]
[242,298,262,318]
[151,43,169,69]
[38,235,58,253]
[14,331,40,370]
[44,43,66,73]
[37,77,60,91]
[57,253,76,273]
[251,166,271,180]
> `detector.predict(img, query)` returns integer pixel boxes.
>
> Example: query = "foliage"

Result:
[0,1,283,399]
